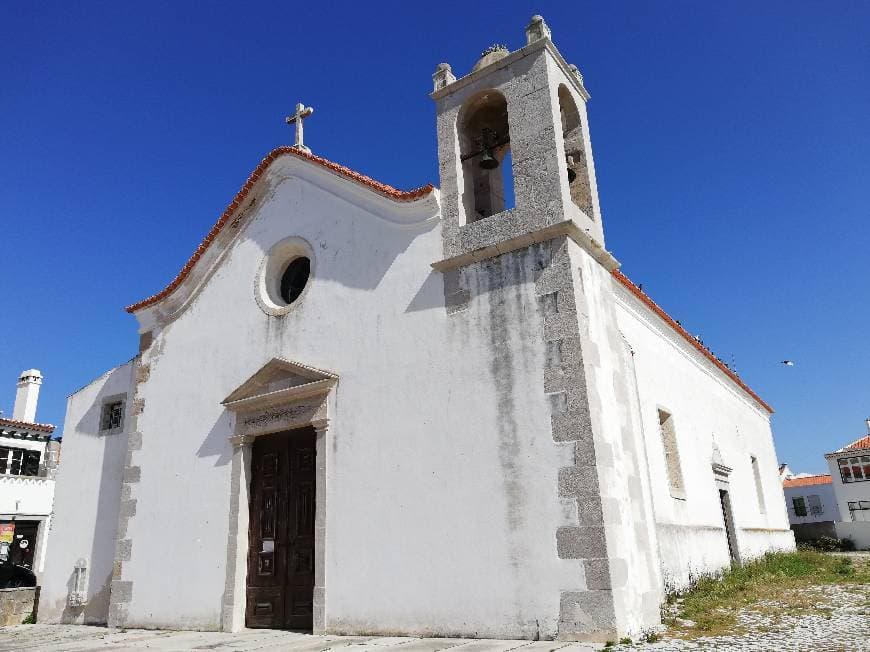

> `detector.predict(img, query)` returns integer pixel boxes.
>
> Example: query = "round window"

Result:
[279,257,310,305]
[255,237,315,316]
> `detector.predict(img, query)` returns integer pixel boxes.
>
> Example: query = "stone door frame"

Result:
[712,446,739,565]
[219,359,337,633]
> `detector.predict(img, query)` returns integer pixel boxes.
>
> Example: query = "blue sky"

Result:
[1,2,867,473]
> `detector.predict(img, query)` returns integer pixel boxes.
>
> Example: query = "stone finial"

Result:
[568,64,584,85]
[525,14,552,44]
[433,63,456,91]
[472,44,510,73]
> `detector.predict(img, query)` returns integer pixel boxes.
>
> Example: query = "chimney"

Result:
[12,369,42,423]
[865,417,870,435]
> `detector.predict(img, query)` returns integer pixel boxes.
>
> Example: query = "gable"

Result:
[126,146,439,325]
[222,358,338,412]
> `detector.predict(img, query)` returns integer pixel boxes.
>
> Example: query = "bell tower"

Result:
[432,15,605,265]
[430,17,662,642]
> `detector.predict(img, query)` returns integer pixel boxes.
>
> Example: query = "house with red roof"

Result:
[38,15,794,641]
[781,473,840,527]
[0,369,59,577]
[824,420,870,547]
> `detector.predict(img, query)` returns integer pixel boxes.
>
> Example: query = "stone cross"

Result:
[285,102,314,153]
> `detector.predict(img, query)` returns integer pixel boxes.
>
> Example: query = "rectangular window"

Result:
[658,409,685,498]
[839,456,869,483]
[807,494,823,515]
[22,450,41,477]
[0,447,40,477]
[751,455,766,514]
[8,449,23,475]
[100,400,125,432]
[792,497,807,517]
[849,501,870,522]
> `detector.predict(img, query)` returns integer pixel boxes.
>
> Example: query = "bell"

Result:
[566,155,577,183]
[479,148,499,170]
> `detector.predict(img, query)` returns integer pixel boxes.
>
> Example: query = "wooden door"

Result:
[246,428,316,629]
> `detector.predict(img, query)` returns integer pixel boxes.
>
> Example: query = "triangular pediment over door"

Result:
[221,358,339,412]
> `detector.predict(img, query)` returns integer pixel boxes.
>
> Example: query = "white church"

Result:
[39,16,794,642]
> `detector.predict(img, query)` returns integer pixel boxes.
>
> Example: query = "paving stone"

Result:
[370,639,472,652]
[3,589,869,652]
[448,641,537,652]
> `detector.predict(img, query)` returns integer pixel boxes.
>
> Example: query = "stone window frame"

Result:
[656,407,686,500]
[99,393,127,435]
[750,455,766,514]
[255,236,316,317]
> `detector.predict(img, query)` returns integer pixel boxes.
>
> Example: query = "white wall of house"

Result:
[782,481,839,524]
[0,474,54,518]
[38,361,134,624]
[833,522,870,549]
[613,284,794,589]
[1,376,56,575]
[826,452,870,524]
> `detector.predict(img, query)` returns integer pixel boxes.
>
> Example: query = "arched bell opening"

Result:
[458,90,515,222]
[558,84,594,219]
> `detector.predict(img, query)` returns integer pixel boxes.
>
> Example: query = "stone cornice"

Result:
[430,38,590,102]
[222,378,336,413]
[431,219,619,272]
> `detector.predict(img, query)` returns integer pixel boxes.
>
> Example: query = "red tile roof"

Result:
[0,417,55,434]
[843,435,870,451]
[782,474,832,488]
[612,270,773,413]
[126,146,435,313]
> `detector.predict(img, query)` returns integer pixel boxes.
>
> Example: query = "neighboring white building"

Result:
[782,474,840,525]
[824,421,870,548]
[0,369,59,574]
[39,16,794,642]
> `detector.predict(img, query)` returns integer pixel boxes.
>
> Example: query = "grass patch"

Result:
[664,551,869,639]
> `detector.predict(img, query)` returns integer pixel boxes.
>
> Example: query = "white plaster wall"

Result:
[38,361,134,624]
[0,476,54,518]
[783,483,840,524]
[567,241,662,634]
[122,162,575,637]
[833,522,870,549]
[613,285,794,590]
[827,455,870,523]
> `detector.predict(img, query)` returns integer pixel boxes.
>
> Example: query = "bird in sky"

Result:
[781,360,795,366]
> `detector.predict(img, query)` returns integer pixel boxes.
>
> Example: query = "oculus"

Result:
[256,237,315,316]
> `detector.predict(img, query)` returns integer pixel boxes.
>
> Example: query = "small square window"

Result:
[100,400,124,432]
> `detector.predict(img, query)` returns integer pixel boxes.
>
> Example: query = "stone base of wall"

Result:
[834,522,870,550]
[0,586,38,626]
[791,521,837,542]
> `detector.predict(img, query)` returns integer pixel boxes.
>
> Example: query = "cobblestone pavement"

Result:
[2,581,868,652]
[619,583,870,652]
[0,626,600,652]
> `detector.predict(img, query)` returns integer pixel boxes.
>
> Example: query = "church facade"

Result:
[39,17,794,642]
